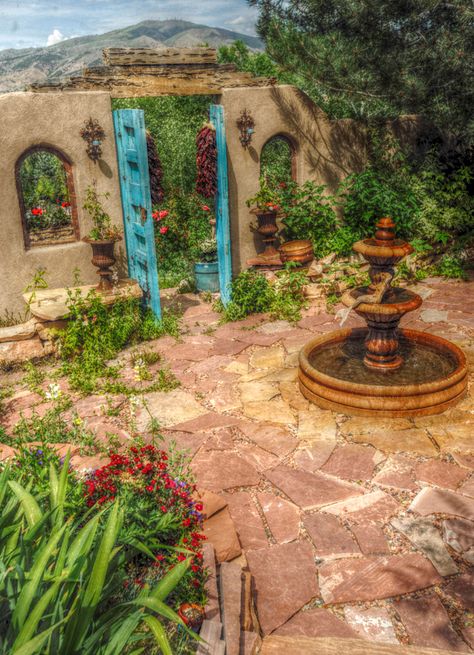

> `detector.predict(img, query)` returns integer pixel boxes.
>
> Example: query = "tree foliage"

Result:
[249,0,474,142]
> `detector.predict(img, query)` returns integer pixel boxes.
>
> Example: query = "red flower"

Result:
[158,210,168,219]
[160,505,167,512]
[31,207,43,216]
[182,517,191,527]
[202,205,210,211]
[194,503,203,511]
[61,201,71,208]
[159,226,169,235]
[177,553,187,562]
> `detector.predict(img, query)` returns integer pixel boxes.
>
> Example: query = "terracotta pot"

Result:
[280,239,314,265]
[83,237,121,291]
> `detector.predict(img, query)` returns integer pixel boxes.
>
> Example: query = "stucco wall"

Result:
[221,85,369,273]
[0,91,125,315]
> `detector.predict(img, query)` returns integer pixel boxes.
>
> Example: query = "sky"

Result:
[0,0,259,50]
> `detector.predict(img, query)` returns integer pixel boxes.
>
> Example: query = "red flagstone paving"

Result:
[246,541,319,635]
[266,465,364,510]
[318,553,442,603]
[3,276,474,649]
[257,492,300,544]
[304,512,360,557]
[393,595,471,652]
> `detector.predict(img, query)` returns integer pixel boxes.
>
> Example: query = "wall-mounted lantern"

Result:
[80,117,106,162]
[236,109,255,148]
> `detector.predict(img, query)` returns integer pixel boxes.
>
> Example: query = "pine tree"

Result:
[249,0,474,143]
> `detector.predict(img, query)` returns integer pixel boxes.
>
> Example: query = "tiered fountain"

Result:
[299,218,468,417]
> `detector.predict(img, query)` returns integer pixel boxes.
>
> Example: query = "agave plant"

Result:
[0,453,198,655]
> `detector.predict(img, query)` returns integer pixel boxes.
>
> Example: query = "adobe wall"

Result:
[220,85,370,273]
[0,91,125,315]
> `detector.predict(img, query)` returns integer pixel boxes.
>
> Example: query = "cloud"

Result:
[46,29,67,46]
[228,16,247,25]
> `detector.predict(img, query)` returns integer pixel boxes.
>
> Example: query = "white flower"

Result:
[129,395,141,407]
[45,383,61,400]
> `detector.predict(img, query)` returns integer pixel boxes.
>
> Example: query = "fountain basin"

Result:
[299,327,468,417]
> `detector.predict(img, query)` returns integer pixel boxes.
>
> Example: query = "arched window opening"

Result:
[260,135,296,191]
[16,146,79,248]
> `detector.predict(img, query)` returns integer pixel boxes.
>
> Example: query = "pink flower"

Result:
[159,226,169,235]
[202,205,210,211]
[158,210,169,220]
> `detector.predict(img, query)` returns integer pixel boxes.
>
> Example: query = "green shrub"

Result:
[339,167,419,241]
[57,290,180,394]
[279,181,339,256]
[222,265,307,323]
[0,455,196,654]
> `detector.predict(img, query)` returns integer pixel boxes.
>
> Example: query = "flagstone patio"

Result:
[1,274,474,652]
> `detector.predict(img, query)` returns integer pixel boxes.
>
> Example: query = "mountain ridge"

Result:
[0,19,262,93]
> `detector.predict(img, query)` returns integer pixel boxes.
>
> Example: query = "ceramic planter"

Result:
[280,239,314,265]
[194,261,219,292]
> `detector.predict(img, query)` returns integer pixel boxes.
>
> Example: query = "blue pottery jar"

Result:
[194,261,219,292]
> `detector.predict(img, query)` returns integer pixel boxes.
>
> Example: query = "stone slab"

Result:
[136,388,207,429]
[274,608,358,639]
[415,460,468,490]
[0,337,46,363]
[444,572,474,612]
[294,442,335,473]
[202,507,242,563]
[391,516,457,576]
[0,319,36,342]
[323,490,401,525]
[409,487,474,521]
[266,465,363,511]
[24,280,142,321]
[394,595,470,652]
[373,455,417,491]
[304,512,359,557]
[442,517,474,560]
[257,492,300,544]
[318,553,442,603]
[243,398,296,426]
[321,444,384,481]
[344,606,398,644]
[350,428,438,457]
[350,524,390,555]
[246,541,319,635]
[224,492,268,551]
[192,451,260,491]
[203,543,220,621]
[219,561,242,655]
[237,422,297,458]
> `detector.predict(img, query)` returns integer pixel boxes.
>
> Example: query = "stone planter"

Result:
[195,261,220,293]
[83,237,121,290]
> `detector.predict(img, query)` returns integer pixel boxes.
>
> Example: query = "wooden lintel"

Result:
[103,46,218,66]
[81,63,238,78]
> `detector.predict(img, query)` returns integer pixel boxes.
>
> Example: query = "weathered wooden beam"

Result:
[103,47,218,66]
[30,71,272,96]
[81,63,238,78]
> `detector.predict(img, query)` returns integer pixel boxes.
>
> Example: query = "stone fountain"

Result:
[299,218,468,417]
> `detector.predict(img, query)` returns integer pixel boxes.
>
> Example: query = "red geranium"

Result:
[159,226,169,235]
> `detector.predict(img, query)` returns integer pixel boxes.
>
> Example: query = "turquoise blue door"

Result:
[113,109,161,319]
[210,104,232,306]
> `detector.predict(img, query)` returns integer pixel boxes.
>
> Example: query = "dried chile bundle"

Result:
[196,122,217,198]
[146,131,164,205]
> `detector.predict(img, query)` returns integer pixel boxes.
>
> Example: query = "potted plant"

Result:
[246,177,282,259]
[82,183,121,290]
[194,205,219,292]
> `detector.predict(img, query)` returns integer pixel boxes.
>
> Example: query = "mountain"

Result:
[0,20,262,93]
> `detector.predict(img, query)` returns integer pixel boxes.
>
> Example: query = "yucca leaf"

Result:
[12,522,67,630]
[11,619,65,655]
[8,482,42,528]
[131,596,198,641]
[142,616,173,655]
[49,463,59,509]
[102,612,143,655]
[149,557,191,602]
[62,503,122,653]
[67,513,100,568]
[12,580,62,650]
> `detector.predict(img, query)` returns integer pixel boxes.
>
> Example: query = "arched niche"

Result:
[260,134,297,189]
[16,145,79,249]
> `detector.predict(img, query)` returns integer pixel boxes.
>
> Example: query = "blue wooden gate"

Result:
[113,109,161,319]
[210,104,232,306]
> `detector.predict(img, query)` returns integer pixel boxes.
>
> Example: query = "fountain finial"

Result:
[375,217,396,245]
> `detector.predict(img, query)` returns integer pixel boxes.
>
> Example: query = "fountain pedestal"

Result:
[298,217,468,417]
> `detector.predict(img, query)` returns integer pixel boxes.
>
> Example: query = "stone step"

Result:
[260,636,469,655]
